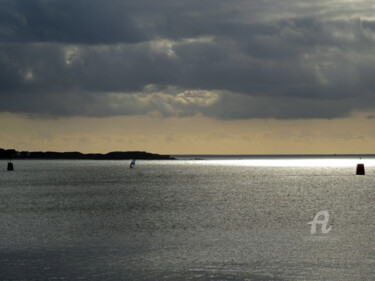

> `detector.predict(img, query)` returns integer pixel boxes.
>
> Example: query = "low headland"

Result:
[0,148,174,160]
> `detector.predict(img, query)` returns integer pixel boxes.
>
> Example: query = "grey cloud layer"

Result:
[1,0,375,119]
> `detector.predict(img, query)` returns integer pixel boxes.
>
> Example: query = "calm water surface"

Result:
[0,158,374,280]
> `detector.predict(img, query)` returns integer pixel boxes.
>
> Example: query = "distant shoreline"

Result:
[0,148,175,160]
[1,148,373,161]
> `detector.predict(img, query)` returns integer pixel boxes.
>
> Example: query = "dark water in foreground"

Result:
[0,158,375,280]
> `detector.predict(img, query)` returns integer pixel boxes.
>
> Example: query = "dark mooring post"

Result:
[356,163,365,175]
[7,150,14,171]
[7,162,14,171]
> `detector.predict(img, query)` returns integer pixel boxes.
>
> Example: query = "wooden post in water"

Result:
[7,149,14,171]
[356,163,365,175]
[7,162,14,171]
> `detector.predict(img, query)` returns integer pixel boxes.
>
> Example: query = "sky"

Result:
[1,0,375,154]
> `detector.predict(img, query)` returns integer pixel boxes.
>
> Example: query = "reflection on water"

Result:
[174,158,374,167]
[0,159,374,280]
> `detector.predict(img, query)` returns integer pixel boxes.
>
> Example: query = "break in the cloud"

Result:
[1,0,375,119]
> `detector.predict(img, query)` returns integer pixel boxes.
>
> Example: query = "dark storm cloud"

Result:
[0,0,145,44]
[1,0,375,119]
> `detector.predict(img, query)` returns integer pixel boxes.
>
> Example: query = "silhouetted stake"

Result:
[7,162,14,171]
[356,164,365,175]
[7,150,14,171]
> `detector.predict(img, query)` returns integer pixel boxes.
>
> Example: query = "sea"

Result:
[0,156,374,280]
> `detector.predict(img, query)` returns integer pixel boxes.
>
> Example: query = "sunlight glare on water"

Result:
[173,157,375,167]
